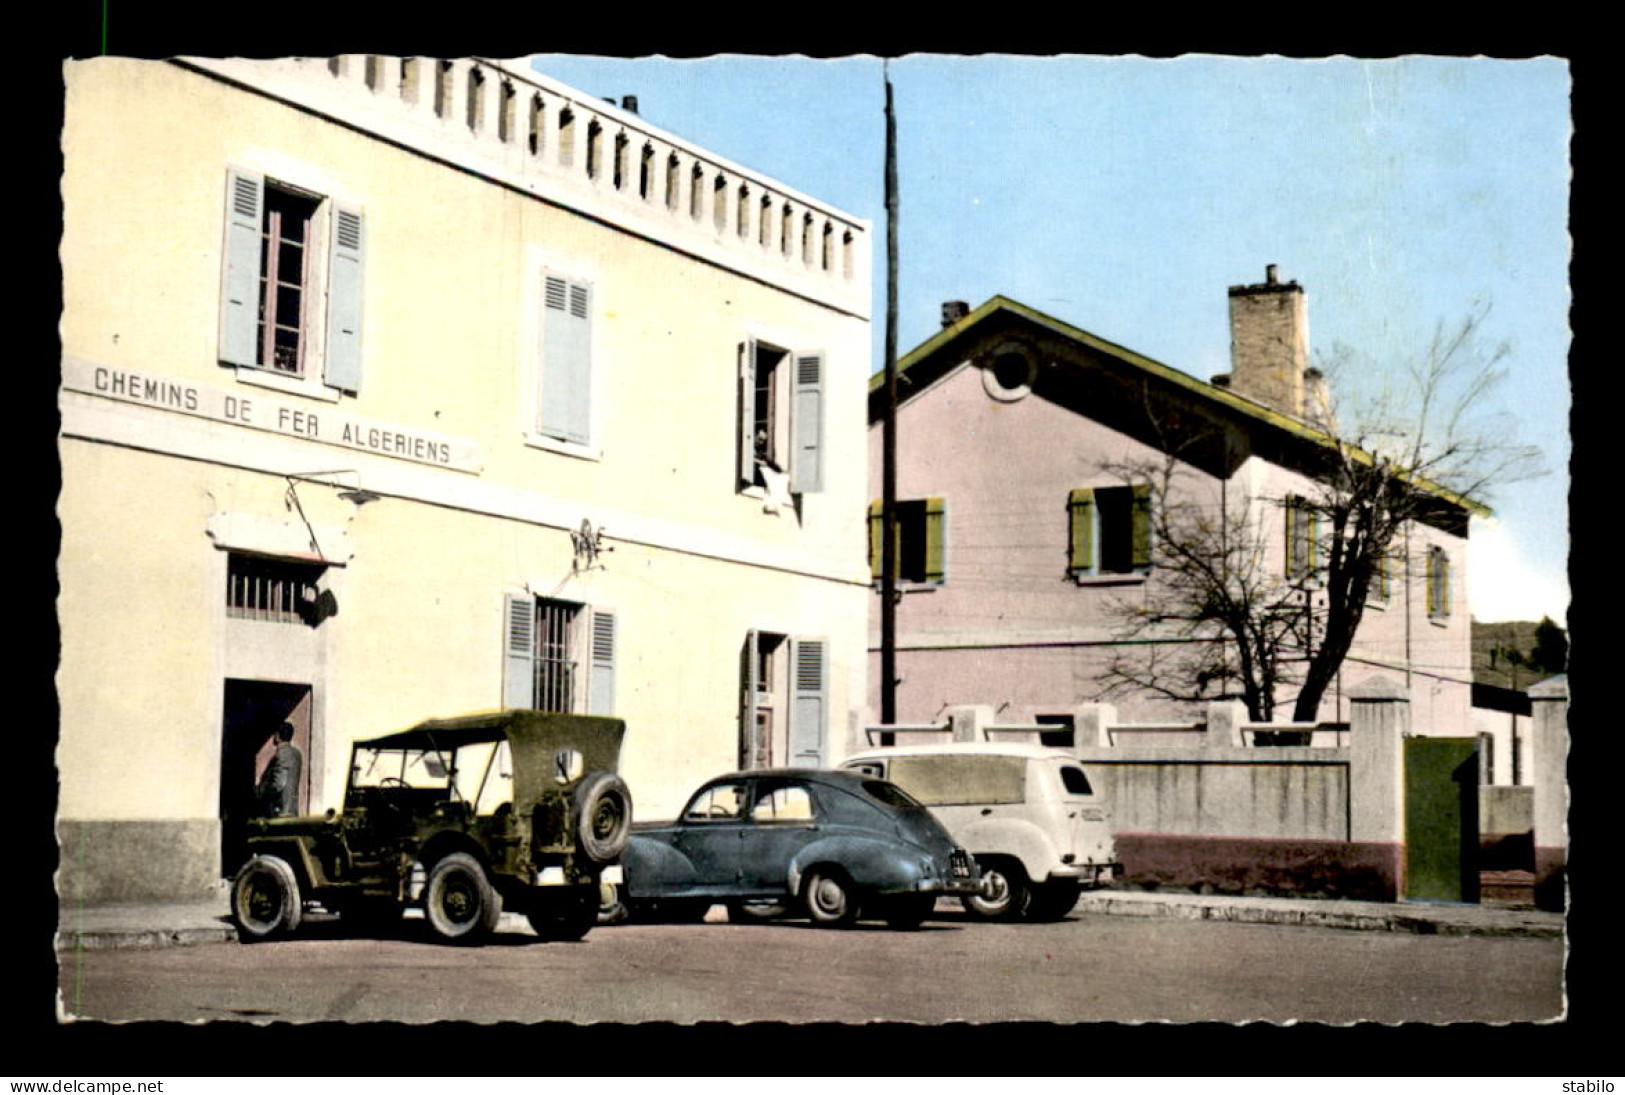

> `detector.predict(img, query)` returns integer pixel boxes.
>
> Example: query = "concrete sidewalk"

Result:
[56,886,1563,952]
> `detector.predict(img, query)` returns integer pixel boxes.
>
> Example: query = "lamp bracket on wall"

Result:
[571,519,612,574]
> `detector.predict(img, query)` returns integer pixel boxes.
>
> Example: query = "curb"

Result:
[1075,895,1563,939]
[56,926,239,952]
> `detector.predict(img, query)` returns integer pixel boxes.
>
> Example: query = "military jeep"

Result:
[230,710,632,945]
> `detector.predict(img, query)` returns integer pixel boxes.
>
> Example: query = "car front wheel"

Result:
[424,852,502,943]
[231,854,303,941]
[962,859,1030,921]
[802,868,859,928]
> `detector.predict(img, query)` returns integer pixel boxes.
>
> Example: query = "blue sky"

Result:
[532,54,1572,626]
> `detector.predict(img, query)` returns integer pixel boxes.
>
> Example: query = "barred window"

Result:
[226,553,324,625]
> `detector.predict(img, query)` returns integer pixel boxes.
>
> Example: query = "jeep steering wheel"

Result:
[377,777,412,791]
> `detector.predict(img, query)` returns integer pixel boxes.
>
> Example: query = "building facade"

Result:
[866,276,1474,737]
[60,57,872,902]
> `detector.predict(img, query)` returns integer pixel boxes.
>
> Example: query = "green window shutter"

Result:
[539,275,592,444]
[219,169,264,368]
[587,608,616,715]
[1131,483,1153,570]
[737,339,757,489]
[788,637,827,767]
[1285,497,1303,578]
[1069,488,1095,575]
[868,500,883,582]
[790,350,825,494]
[924,497,947,585]
[502,593,536,709]
[1425,550,1437,616]
[324,203,365,393]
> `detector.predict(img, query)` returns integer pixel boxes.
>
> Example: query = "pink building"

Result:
[866,272,1474,738]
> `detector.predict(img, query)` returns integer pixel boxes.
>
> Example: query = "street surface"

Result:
[57,909,1564,1025]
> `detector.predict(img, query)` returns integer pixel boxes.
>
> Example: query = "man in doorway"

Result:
[256,722,304,817]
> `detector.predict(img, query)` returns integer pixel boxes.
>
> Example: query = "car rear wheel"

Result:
[883,894,936,931]
[527,889,598,941]
[1026,879,1082,921]
[802,868,859,928]
[424,852,502,943]
[574,771,633,864]
[231,854,303,941]
[962,858,1030,921]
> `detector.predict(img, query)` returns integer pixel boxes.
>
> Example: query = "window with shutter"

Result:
[1069,485,1152,579]
[537,273,594,446]
[218,169,363,393]
[1285,495,1321,581]
[501,593,599,711]
[738,338,824,495]
[870,498,947,587]
[1427,546,1452,620]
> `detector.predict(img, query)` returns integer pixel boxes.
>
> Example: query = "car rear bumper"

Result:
[1051,862,1120,885]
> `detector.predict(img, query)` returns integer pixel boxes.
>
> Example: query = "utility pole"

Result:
[880,63,899,724]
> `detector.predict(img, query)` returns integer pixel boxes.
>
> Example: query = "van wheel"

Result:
[1026,879,1081,921]
[962,859,1030,921]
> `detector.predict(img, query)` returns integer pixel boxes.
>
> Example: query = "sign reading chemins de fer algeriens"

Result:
[62,358,483,473]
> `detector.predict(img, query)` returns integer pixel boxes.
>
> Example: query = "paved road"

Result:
[57,910,1563,1025]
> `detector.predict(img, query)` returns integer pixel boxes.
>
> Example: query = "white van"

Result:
[842,743,1118,921]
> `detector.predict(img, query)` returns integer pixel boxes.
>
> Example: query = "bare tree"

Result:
[1098,305,1542,723]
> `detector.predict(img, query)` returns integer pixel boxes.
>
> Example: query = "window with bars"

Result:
[226,553,325,625]
[503,593,616,714]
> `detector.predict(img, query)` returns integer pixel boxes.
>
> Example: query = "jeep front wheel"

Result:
[574,771,633,864]
[231,854,303,941]
[424,852,501,943]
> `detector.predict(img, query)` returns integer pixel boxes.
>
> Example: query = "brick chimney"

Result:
[1227,264,1310,418]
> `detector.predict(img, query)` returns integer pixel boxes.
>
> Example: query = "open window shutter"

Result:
[789,638,827,767]
[502,593,536,709]
[325,203,365,392]
[868,500,883,582]
[737,340,757,488]
[539,276,592,444]
[790,350,825,493]
[587,608,616,715]
[219,169,264,368]
[1069,489,1095,575]
[1285,497,1303,578]
[924,497,947,585]
[1131,483,1153,570]
[739,630,759,769]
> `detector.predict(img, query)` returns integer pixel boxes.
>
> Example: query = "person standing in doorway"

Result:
[257,722,304,817]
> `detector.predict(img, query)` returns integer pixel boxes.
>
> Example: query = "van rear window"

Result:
[1060,765,1094,795]
[887,755,1025,806]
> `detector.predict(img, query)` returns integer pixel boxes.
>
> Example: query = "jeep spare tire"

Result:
[574,770,632,864]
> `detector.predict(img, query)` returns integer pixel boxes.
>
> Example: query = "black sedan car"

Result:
[619,769,981,929]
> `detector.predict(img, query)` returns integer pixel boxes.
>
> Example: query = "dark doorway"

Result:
[220,679,312,877]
